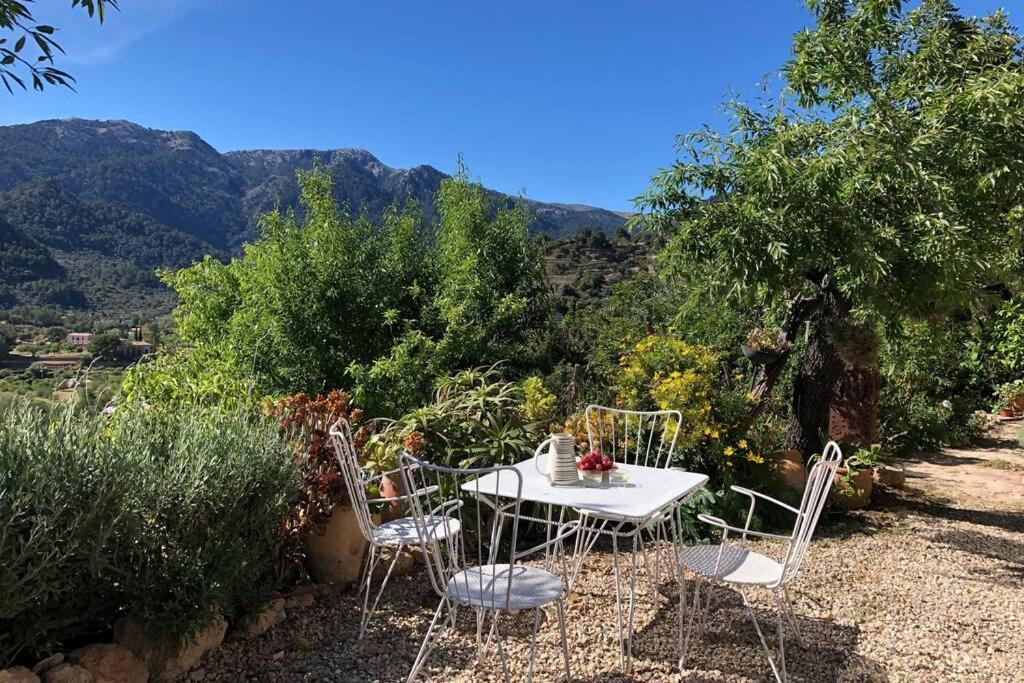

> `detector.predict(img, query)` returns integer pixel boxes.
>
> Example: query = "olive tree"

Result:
[634,0,1024,453]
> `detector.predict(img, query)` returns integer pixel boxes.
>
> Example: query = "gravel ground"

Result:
[197,450,1024,682]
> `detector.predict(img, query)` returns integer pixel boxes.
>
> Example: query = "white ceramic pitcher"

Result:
[534,433,579,486]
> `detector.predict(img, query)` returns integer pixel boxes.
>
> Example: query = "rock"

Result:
[406,546,429,565]
[372,547,414,580]
[0,667,40,683]
[31,654,64,674]
[283,593,315,610]
[114,614,227,681]
[68,644,146,683]
[233,598,286,639]
[876,465,906,488]
[40,665,92,683]
[270,651,285,662]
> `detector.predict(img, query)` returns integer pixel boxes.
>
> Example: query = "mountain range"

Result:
[0,118,627,322]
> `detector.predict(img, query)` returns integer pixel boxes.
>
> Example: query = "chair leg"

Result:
[739,588,788,683]
[359,543,404,639]
[556,599,572,682]
[491,610,512,683]
[611,534,625,668]
[406,598,453,682]
[670,509,688,670]
[525,608,542,683]
[783,587,804,647]
[357,545,379,639]
[625,533,639,672]
[678,574,705,671]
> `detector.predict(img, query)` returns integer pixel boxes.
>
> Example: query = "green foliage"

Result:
[158,162,551,417]
[636,1,1024,323]
[522,376,557,427]
[86,329,121,360]
[381,365,543,470]
[0,1,117,93]
[879,318,989,453]
[0,396,298,665]
[431,161,552,372]
[991,297,1024,375]
[120,345,259,413]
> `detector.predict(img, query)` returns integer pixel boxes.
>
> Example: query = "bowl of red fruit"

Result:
[578,450,616,485]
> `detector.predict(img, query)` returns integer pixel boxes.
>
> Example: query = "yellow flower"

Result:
[746,452,764,464]
[734,373,745,381]
[703,427,712,436]
[711,430,720,439]
[738,439,748,449]
[723,446,734,456]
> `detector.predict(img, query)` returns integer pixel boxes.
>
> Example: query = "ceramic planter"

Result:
[999,407,1016,418]
[772,449,806,490]
[832,468,873,510]
[304,505,368,584]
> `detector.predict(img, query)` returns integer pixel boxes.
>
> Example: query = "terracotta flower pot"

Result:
[999,407,1016,418]
[1013,395,1024,413]
[772,450,806,490]
[832,468,873,510]
[379,472,409,522]
[304,505,368,585]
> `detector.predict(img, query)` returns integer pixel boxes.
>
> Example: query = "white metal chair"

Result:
[399,452,579,683]
[677,440,843,682]
[571,405,683,670]
[328,418,462,639]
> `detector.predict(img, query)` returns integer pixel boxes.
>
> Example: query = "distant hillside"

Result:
[543,229,657,315]
[0,118,628,321]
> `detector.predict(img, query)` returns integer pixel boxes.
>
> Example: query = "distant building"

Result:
[66,332,93,346]
[119,341,153,360]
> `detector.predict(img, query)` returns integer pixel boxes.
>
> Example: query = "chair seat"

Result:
[372,515,461,546]
[679,544,783,586]
[446,564,564,610]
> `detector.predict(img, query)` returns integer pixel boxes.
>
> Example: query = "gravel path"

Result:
[197,438,1024,682]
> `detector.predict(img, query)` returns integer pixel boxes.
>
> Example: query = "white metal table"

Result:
[464,459,708,672]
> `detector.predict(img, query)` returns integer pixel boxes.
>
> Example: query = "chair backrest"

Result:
[399,452,524,606]
[328,418,378,543]
[778,440,843,585]
[585,404,683,469]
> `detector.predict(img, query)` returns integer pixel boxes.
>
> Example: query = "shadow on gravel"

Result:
[878,485,1024,534]
[622,584,887,683]
[928,527,1024,586]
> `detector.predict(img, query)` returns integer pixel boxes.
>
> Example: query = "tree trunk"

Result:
[741,293,822,430]
[786,286,850,456]
[829,367,880,447]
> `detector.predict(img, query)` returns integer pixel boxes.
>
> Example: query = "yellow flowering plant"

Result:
[616,334,717,450]
[613,333,778,488]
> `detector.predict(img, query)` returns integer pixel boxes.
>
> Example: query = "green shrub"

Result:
[381,365,544,470]
[0,397,298,666]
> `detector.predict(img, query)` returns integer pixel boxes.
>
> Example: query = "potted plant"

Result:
[265,391,367,585]
[741,327,789,365]
[578,449,616,485]
[994,380,1024,418]
[832,443,882,510]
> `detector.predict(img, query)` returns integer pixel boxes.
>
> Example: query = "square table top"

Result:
[463,459,708,522]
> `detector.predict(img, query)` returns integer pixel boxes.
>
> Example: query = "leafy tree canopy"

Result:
[634,0,1024,323]
[152,162,551,416]
[0,0,117,93]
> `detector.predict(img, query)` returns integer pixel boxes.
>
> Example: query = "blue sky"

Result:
[1,0,1014,211]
